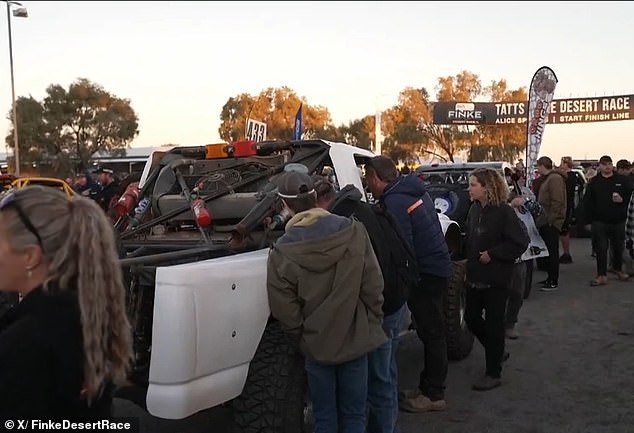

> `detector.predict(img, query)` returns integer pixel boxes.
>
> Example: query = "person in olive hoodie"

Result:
[464,168,529,391]
[315,179,409,433]
[267,171,386,433]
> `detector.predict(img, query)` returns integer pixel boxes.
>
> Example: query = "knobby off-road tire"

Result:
[444,259,474,361]
[233,320,307,433]
[425,183,471,229]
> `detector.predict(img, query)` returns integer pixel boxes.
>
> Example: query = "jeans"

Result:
[408,274,448,400]
[305,354,368,433]
[592,221,626,276]
[367,304,406,433]
[465,286,509,378]
[538,224,561,284]
[506,262,527,326]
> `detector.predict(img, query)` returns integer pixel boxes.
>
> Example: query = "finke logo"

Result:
[455,103,475,112]
[448,102,482,121]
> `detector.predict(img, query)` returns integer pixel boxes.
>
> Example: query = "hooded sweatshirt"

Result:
[381,174,453,279]
[465,202,530,288]
[267,208,387,365]
[537,171,567,231]
[583,173,634,224]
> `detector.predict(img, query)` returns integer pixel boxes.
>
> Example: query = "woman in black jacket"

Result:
[464,168,529,391]
[0,186,132,418]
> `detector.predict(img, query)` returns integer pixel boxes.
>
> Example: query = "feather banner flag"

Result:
[526,66,558,187]
[294,103,303,140]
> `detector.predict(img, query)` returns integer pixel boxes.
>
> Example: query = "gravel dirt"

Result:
[115,238,634,433]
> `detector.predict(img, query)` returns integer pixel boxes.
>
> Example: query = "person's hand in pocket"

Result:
[479,251,491,264]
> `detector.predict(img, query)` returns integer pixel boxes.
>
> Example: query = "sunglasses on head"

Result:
[0,192,43,246]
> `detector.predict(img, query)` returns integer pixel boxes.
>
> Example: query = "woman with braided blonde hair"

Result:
[0,185,132,417]
[464,168,529,391]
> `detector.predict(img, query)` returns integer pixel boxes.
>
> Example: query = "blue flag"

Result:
[294,103,303,140]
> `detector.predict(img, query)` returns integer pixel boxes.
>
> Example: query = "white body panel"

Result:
[325,140,375,199]
[147,249,270,419]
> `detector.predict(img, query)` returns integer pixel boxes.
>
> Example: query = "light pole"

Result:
[5,1,27,176]
[374,93,392,156]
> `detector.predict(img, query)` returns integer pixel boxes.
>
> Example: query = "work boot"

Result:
[472,375,502,391]
[505,324,519,339]
[399,393,447,413]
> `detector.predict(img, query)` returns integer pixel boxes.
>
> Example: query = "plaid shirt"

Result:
[627,191,634,241]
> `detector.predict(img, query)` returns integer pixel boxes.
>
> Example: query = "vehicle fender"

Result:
[146,248,271,419]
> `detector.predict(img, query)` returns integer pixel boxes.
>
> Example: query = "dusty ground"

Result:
[115,238,634,432]
[397,237,634,433]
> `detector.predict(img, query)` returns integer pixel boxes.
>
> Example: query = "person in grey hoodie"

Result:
[267,171,386,433]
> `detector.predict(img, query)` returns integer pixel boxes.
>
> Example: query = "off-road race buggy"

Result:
[113,139,473,430]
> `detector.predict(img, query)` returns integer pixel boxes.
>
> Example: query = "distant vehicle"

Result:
[415,161,514,229]
[416,161,514,184]
[9,177,76,198]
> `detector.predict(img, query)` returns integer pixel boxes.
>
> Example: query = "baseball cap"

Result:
[94,167,114,174]
[599,155,613,164]
[277,171,315,199]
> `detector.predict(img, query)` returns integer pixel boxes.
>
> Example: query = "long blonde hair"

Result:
[470,168,510,207]
[1,185,132,400]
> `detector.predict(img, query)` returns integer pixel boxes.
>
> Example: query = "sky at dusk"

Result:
[1,1,633,162]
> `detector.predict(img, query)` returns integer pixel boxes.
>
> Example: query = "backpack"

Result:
[371,203,420,305]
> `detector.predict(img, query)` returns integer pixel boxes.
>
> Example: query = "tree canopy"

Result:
[218,86,332,142]
[5,78,139,172]
[218,71,527,164]
[4,70,528,176]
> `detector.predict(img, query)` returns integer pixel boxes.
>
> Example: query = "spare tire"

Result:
[444,260,474,361]
[425,183,471,229]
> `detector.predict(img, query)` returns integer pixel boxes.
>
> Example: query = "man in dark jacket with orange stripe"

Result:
[366,156,451,413]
